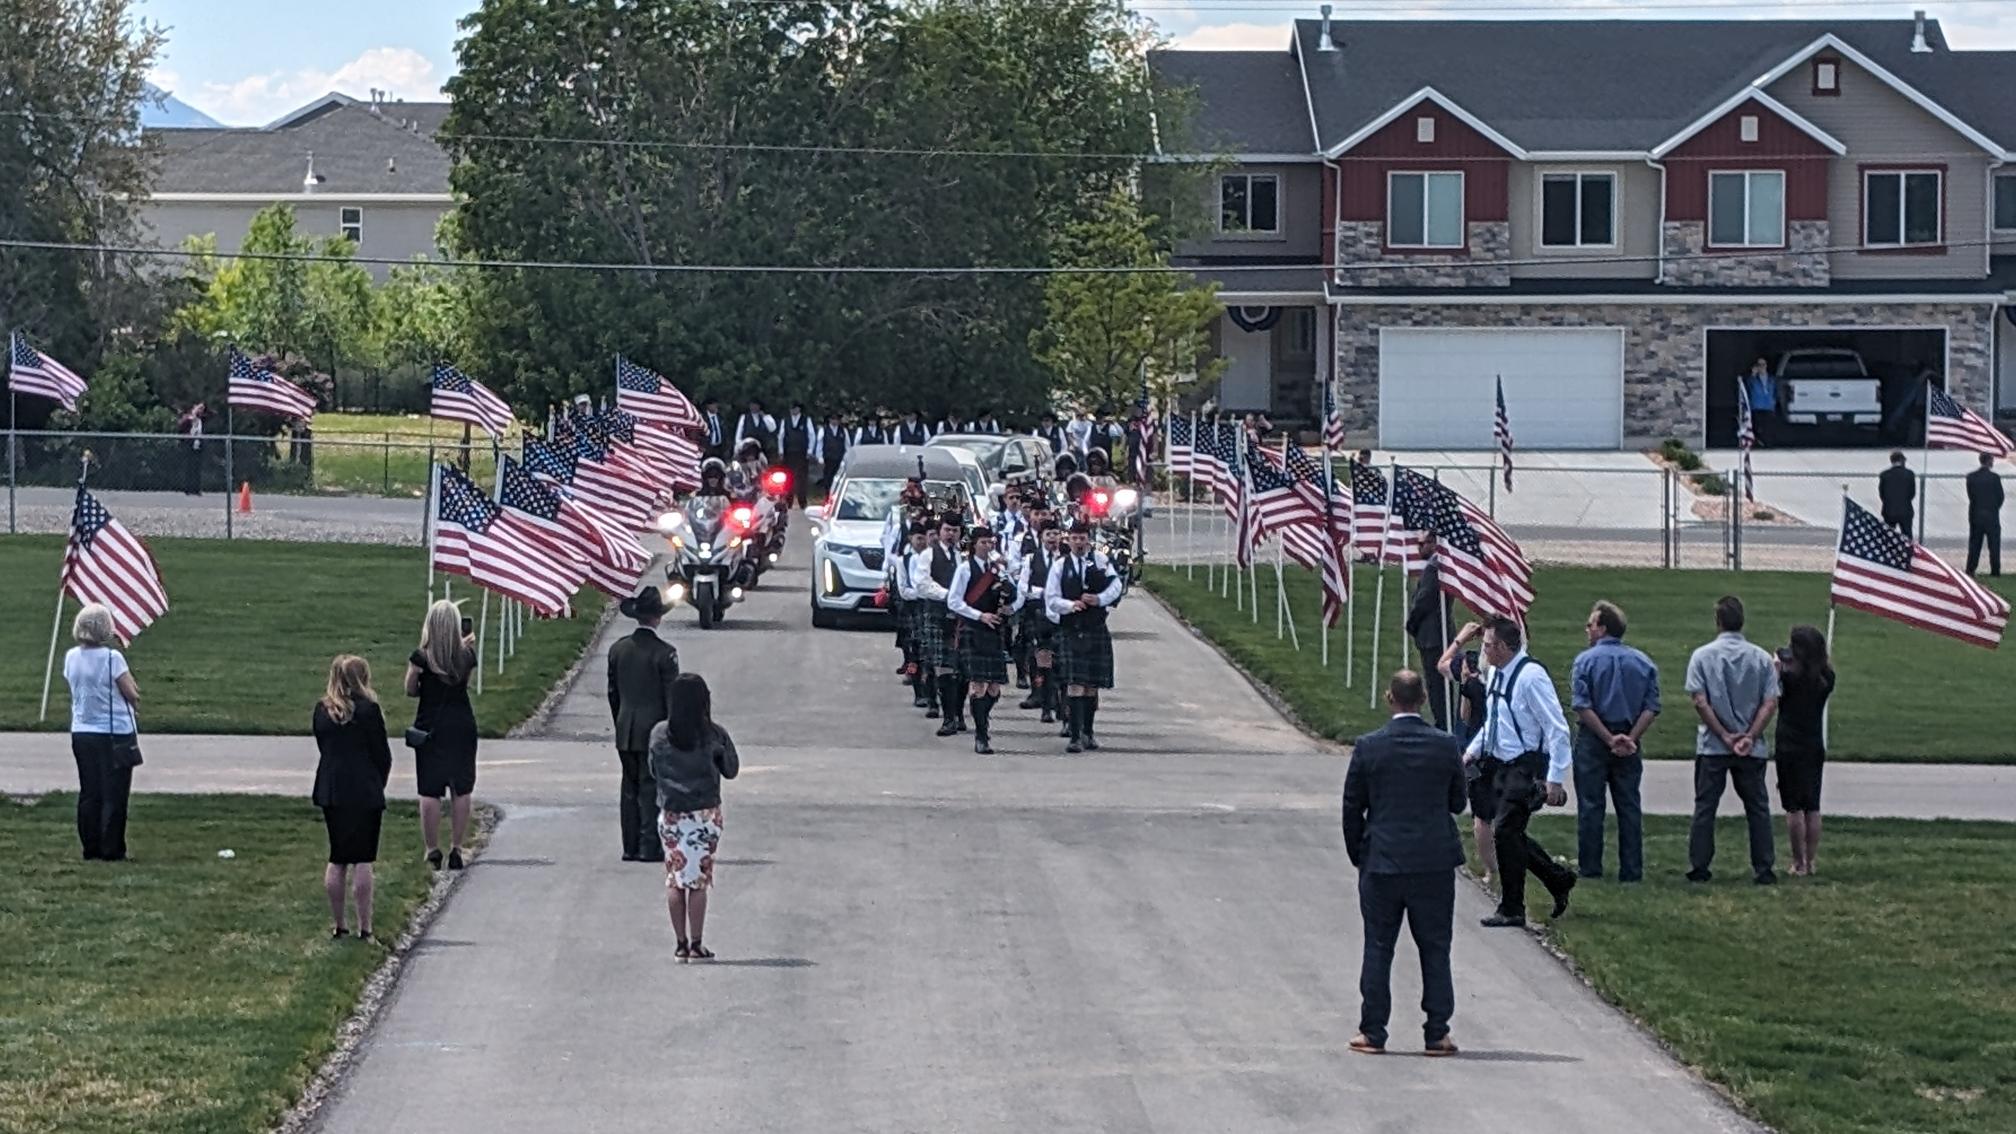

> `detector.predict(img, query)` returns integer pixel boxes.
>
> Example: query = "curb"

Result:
[274,803,502,1134]
[506,600,619,739]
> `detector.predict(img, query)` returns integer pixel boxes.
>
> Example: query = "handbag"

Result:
[404,726,432,750]
[105,653,143,769]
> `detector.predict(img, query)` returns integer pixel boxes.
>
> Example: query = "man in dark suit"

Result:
[778,401,817,507]
[699,398,728,462]
[607,587,680,862]
[1342,670,1467,1057]
[1966,452,2004,576]
[1878,450,1916,537]
[1405,533,1456,731]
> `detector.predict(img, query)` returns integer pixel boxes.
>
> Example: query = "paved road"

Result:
[0,531,1821,1133]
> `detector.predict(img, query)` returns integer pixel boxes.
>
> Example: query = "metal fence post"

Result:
[1662,466,1673,569]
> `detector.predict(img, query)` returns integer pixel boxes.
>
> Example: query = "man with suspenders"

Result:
[1463,615,1577,927]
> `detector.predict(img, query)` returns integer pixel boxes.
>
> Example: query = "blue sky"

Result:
[144,0,2016,126]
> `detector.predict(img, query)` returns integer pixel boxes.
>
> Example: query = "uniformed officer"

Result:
[949,526,1017,755]
[910,513,967,735]
[1016,522,1064,724]
[1044,520,1122,753]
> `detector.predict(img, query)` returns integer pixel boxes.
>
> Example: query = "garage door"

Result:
[1379,328,1624,450]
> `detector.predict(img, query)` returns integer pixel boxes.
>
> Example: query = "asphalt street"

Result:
[2,521,2008,1130]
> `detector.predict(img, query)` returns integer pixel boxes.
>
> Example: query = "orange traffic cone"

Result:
[237,482,253,514]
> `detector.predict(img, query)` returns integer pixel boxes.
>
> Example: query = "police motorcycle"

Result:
[728,440,794,580]
[655,458,758,630]
[1061,448,1145,588]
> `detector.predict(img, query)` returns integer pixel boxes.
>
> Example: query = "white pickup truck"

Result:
[1775,349,1883,428]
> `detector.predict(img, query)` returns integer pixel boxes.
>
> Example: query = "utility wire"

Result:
[3,233,2009,276]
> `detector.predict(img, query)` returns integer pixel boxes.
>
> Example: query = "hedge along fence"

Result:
[8,428,500,498]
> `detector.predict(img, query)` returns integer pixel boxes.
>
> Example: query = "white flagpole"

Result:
[1367,557,1385,708]
[1186,412,1198,582]
[1344,556,1355,686]
[424,461,441,596]
[476,589,489,694]
[224,402,235,540]
[1822,604,1837,751]
[38,586,66,722]
[1918,379,1931,544]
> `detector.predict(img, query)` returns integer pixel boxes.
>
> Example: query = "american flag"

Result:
[64,487,170,644]
[430,464,583,616]
[1282,445,1352,626]
[603,407,701,491]
[1350,459,1395,564]
[1166,414,1196,479]
[1195,420,1244,511]
[1322,378,1346,453]
[615,355,703,434]
[566,431,662,530]
[1926,383,2013,458]
[1286,445,1353,546]
[1736,378,1757,502]
[1831,497,2007,649]
[1494,376,1514,494]
[1243,439,1324,541]
[1128,378,1156,486]
[1392,467,1534,619]
[496,456,649,599]
[431,363,516,439]
[226,349,317,421]
[8,332,88,412]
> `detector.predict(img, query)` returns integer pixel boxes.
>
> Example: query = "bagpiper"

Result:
[909,512,968,735]
[948,525,1017,755]
[1015,521,1064,724]
[1043,520,1122,753]
[892,519,933,710]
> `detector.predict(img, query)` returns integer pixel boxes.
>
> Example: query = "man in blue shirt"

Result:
[1744,358,1777,445]
[1569,602,1660,883]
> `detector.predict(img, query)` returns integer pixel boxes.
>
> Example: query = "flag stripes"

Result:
[431,363,516,438]
[64,487,170,644]
[226,348,317,421]
[9,333,89,412]
[1926,383,2013,458]
[1831,497,2007,649]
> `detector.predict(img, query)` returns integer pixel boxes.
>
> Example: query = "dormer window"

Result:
[1813,57,1840,95]
[1416,116,1436,144]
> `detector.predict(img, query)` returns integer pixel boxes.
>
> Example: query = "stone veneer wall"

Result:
[1333,300,1994,446]
[1661,220,1830,288]
[1335,221,1512,288]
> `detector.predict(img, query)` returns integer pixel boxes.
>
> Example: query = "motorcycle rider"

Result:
[695,457,732,499]
[728,439,767,499]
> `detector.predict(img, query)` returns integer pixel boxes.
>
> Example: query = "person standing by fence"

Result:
[176,403,206,495]
[1878,451,1915,537]
[1966,453,2004,576]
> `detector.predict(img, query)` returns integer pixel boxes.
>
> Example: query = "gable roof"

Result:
[1649,89,1846,159]
[1148,47,1317,157]
[148,102,452,196]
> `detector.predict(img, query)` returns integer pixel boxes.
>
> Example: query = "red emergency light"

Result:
[729,505,756,530]
[764,468,792,495]
[1086,490,1111,517]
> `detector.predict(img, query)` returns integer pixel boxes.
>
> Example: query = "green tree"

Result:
[1031,191,1223,412]
[0,0,163,427]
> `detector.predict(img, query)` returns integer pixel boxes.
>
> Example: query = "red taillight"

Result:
[730,506,755,530]
[1087,491,1110,517]
[764,468,791,494]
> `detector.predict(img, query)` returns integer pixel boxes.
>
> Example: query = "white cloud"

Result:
[176,47,444,127]
[1169,21,1293,52]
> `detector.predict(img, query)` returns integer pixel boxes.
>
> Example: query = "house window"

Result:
[1540,172,1616,248]
[1219,174,1280,234]
[1282,309,1316,361]
[1387,171,1465,248]
[1996,173,2016,230]
[1813,58,1840,94]
[1708,170,1785,247]
[1739,116,1760,143]
[339,206,364,243]
[1864,169,1942,247]
[1415,116,1435,144]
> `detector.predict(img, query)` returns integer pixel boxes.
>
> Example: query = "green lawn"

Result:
[302,412,499,497]
[1144,563,2016,762]
[0,537,604,735]
[1499,815,2016,1134]
[0,794,439,1134]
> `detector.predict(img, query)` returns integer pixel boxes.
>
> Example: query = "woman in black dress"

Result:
[404,600,480,871]
[1774,625,1835,877]
[313,655,393,939]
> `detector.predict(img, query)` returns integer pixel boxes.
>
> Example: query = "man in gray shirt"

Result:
[1683,595,1780,885]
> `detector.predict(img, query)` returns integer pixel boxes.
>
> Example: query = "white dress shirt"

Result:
[1463,649,1573,784]
[894,546,920,600]
[909,544,951,603]
[1042,551,1123,625]
[734,413,778,448]
[948,554,1014,622]
[1064,417,1093,454]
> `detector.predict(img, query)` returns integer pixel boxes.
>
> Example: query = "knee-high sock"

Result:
[920,669,938,710]
[1070,695,1090,739]
[971,693,996,738]
[1084,696,1098,737]
[939,675,966,722]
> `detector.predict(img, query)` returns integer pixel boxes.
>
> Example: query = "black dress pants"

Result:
[1688,755,1775,880]
[72,733,134,860]
[1417,647,1450,731]
[617,749,662,859]
[1968,519,2001,575]
[1357,869,1456,1047]
[783,455,811,506]
[1491,758,1574,918]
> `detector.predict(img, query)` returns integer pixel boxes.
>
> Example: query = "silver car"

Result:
[805,446,973,628]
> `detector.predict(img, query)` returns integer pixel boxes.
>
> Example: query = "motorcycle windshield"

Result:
[684,498,730,540]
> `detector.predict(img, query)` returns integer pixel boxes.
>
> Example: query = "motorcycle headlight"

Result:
[699,543,712,556]
[655,512,684,533]
[1112,488,1139,512]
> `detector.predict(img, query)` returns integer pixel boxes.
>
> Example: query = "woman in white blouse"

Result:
[62,603,143,861]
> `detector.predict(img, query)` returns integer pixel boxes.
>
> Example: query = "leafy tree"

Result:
[0,0,163,428]
[1031,191,1223,413]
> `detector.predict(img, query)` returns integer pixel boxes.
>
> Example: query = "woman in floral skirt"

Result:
[648,674,740,961]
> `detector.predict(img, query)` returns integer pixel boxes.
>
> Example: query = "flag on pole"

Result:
[1392,467,1534,619]
[1736,377,1757,502]
[603,407,700,491]
[1196,420,1244,511]
[496,457,650,598]
[614,355,703,433]
[63,487,170,643]
[1243,440,1323,539]
[1322,378,1346,453]
[1127,376,1156,486]
[1166,414,1196,478]
[1926,383,2014,458]
[226,348,317,421]
[1281,446,1352,626]
[1494,375,1514,494]
[1831,497,2007,648]
[431,362,516,439]
[430,463,583,616]
[1349,458,1393,563]
[566,432,663,529]
[8,332,88,412]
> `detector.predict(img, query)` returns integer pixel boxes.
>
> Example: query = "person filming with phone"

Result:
[404,600,480,871]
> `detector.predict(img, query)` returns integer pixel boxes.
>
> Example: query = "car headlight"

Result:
[1112,488,1139,512]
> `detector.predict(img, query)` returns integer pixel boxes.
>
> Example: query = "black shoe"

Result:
[447,849,465,871]
[936,720,960,737]
[1019,694,1041,710]
[426,849,444,871]
[1686,870,1712,883]
[1754,870,1779,886]
[1066,737,1083,754]
[1059,721,1073,737]
[974,737,994,755]
[1479,913,1526,928]
[1082,733,1101,751]
[622,853,642,862]
[1550,876,1575,919]
[954,717,968,734]
[925,705,940,719]
[1040,708,1055,723]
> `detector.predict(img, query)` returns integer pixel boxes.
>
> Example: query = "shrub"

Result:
[1693,472,1728,496]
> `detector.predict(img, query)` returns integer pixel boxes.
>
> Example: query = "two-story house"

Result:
[142,91,453,280]
[1151,13,2016,450]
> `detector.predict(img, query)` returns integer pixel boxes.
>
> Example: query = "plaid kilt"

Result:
[1055,622,1115,689]
[955,619,1010,684]
[913,602,959,669]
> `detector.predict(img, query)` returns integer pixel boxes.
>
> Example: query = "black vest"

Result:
[929,544,957,590]
[739,413,775,453]
[782,415,813,457]
[898,422,930,446]
[821,427,847,464]
[1024,547,1055,592]
[1037,426,1067,453]
[966,555,1005,613]
[1058,554,1109,629]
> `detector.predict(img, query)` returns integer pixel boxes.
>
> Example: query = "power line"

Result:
[3,232,2009,277]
